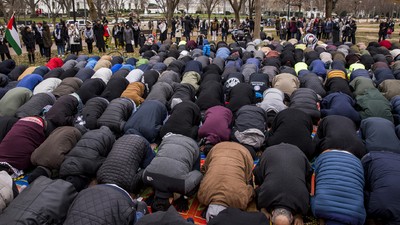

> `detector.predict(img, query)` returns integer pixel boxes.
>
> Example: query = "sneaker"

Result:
[58,55,61,57]
[62,55,64,57]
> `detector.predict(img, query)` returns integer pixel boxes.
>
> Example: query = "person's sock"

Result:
[27,166,51,183]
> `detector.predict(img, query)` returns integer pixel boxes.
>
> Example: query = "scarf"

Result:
[55,28,61,40]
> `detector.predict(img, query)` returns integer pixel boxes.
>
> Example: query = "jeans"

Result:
[57,45,65,56]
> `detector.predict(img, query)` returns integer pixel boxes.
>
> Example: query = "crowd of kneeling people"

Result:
[0,33,399,225]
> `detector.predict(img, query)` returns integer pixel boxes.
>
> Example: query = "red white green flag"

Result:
[5,13,22,55]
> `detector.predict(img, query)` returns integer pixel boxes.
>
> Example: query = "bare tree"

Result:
[133,0,148,15]
[24,0,41,17]
[228,0,246,27]
[108,0,127,21]
[179,0,193,13]
[248,0,255,18]
[87,0,98,21]
[57,0,73,17]
[155,0,180,28]
[42,0,62,25]
[202,0,221,24]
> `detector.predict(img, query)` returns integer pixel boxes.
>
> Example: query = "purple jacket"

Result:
[198,106,233,145]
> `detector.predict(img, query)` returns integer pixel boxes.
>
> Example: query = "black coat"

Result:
[314,115,366,159]
[22,31,36,50]
[60,126,115,181]
[0,176,77,224]
[43,67,64,79]
[267,108,315,159]
[208,208,270,225]
[8,65,28,81]
[0,116,18,142]
[196,80,224,111]
[97,134,154,193]
[81,97,109,130]
[299,73,326,98]
[93,23,105,48]
[253,143,311,215]
[97,97,135,135]
[15,92,56,118]
[325,77,354,98]
[168,83,196,109]
[76,78,106,104]
[45,95,79,132]
[160,101,201,140]
[226,83,256,115]
[100,75,129,102]
[64,184,136,225]
[289,88,321,124]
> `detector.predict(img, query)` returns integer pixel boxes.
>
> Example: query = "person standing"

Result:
[53,24,66,57]
[342,20,351,43]
[279,18,288,41]
[378,19,388,42]
[33,22,45,57]
[296,17,304,41]
[84,24,94,54]
[0,29,11,61]
[123,24,134,53]
[289,17,297,39]
[324,18,333,40]
[112,23,121,50]
[22,26,36,64]
[275,16,281,38]
[158,20,167,44]
[175,19,183,44]
[42,23,52,61]
[221,17,229,42]
[184,15,193,41]
[171,17,177,39]
[332,18,340,43]
[93,20,106,53]
[200,19,209,39]
[387,18,395,39]
[133,22,141,48]
[103,22,111,50]
[349,19,357,44]
[68,23,81,55]
[211,17,219,42]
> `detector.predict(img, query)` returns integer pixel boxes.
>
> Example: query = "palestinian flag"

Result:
[5,14,22,55]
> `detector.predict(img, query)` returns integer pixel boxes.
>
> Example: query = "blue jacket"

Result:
[362,151,400,225]
[124,100,168,143]
[309,60,327,80]
[16,74,43,91]
[391,96,400,125]
[85,60,97,69]
[216,47,230,60]
[75,68,94,81]
[360,117,400,154]
[321,92,361,125]
[312,150,366,225]
[111,64,122,74]
[374,68,395,85]
[349,69,370,82]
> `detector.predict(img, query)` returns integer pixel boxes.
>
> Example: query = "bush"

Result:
[225,11,231,15]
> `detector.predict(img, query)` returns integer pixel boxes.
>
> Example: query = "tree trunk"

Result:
[166,8,174,28]
[86,0,97,21]
[234,9,240,27]
[248,0,253,18]
[254,0,261,39]
[28,0,38,18]
[326,0,333,18]
[96,0,102,19]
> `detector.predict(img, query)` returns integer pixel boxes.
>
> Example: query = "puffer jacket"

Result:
[124,100,168,143]
[168,83,196,109]
[33,77,62,95]
[43,68,64,79]
[46,57,64,70]
[0,87,32,117]
[64,184,137,225]
[81,97,109,130]
[75,78,106,104]
[142,133,203,198]
[145,82,174,106]
[196,80,224,111]
[198,142,254,210]
[226,83,256,115]
[321,92,361,125]
[91,68,112,85]
[0,176,77,224]
[126,69,144,83]
[0,171,16,213]
[100,75,129,102]
[241,64,258,82]
[362,151,400,225]
[253,143,310,216]
[311,150,366,225]
[378,79,400,100]
[360,117,400,154]
[349,68,370,81]
[231,105,267,158]
[392,96,400,125]
[289,88,320,123]
[16,74,43,91]
[8,65,28,81]
[314,115,366,159]
[97,98,135,135]
[198,106,233,145]
[75,68,95,81]
[62,60,77,71]
[349,76,376,96]
[374,67,395,85]
[59,127,115,189]
[15,92,56,118]
[93,59,112,72]
[257,88,287,113]
[158,70,181,85]
[45,95,79,130]
[160,101,201,139]
[272,73,300,96]
[309,59,327,79]
[31,126,81,169]
[181,71,201,92]
[52,77,83,98]
[136,206,193,225]
[299,73,326,98]
[60,67,79,80]
[267,108,315,159]
[356,88,393,122]
[97,135,155,193]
